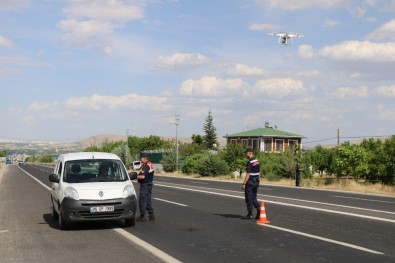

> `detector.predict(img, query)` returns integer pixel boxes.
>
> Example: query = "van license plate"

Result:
[90,206,114,213]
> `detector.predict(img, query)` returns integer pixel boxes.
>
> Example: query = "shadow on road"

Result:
[42,211,128,231]
[214,213,243,219]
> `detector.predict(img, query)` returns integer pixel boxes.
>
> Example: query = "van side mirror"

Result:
[49,173,60,183]
[129,172,138,180]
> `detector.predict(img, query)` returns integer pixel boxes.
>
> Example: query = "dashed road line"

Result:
[259,224,384,255]
[154,198,188,207]
[333,195,394,204]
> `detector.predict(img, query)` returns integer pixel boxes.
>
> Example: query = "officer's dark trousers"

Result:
[139,182,154,216]
[244,179,260,213]
[296,172,300,186]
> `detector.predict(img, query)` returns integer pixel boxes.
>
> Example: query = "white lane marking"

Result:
[154,198,188,207]
[259,224,384,255]
[156,183,395,224]
[333,195,394,204]
[113,228,182,263]
[158,182,395,216]
[18,166,51,191]
[0,230,9,234]
[190,181,209,185]
[19,167,182,263]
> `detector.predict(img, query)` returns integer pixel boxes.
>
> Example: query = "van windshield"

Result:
[63,159,128,183]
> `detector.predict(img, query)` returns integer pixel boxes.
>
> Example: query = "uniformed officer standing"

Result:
[136,153,155,221]
[241,148,261,220]
[295,161,301,187]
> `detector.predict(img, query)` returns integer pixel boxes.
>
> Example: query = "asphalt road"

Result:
[1,164,395,263]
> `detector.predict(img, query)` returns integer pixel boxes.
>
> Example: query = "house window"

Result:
[289,140,298,149]
[252,139,259,150]
[242,139,249,147]
[230,139,237,145]
[264,139,272,152]
[275,139,284,152]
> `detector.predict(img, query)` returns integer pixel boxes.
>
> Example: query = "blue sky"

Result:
[1,0,395,147]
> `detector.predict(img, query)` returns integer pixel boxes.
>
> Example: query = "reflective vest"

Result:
[246,157,260,179]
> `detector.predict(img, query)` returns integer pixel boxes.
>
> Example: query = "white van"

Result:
[49,152,138,230]
[132,160,142,170]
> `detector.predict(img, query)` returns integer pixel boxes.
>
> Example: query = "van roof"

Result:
[58,152,122,162]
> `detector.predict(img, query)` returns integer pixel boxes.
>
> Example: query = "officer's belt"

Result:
[249,173,260,176]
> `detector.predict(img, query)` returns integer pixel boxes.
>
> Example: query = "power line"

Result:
[304,135,393,145]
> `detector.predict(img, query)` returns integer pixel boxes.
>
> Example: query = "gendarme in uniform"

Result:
[137,153,155,221]
[241,148,261,220]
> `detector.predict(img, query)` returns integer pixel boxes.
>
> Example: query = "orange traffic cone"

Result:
[256,201,270,224]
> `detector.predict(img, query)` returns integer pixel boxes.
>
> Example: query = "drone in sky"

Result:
[267,32,304,45]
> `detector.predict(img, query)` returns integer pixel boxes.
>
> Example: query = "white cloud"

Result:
[248,23,279,31]
[323,19,340,27]
[320,41,395,62]
[298,45,315,59]
[179,76,248,96]
[223,63,266,77]
[255,0,352,11]
[329,86,369,99]
[373,85,395,98]
[366,19,395,40]
[154,53,210,70]
[65,93,170,111]
[296,70,322,78]
[254,78,305,99]
[0,35,14,48]
[63,0,144,24]
[58,0,145,52]
[28,93,171,114]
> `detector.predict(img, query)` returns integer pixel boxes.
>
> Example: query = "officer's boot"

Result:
[255,206,261,220]
[148,213,155,221]
[242,212,253,220]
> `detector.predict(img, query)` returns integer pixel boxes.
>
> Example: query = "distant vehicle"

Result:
[267,32,304,45]
[6,159,12,164]
[132,161,142,170]
[49,152,138,230]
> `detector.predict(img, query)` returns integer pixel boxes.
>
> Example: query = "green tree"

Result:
[333,142,368,181]
[178,142,206,157]
[111,144,132,167]
[360,138,386,183]
[219,143,245,172]
[383,137,395,184]
[40,155,54,163]
[203,110,218,150]
[191,134,203,145]
[307,145,331,176]
[0,150,6,157]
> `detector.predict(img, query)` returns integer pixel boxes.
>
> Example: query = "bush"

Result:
[264,172,282,182]
[196,154,229,177]
[161,154,176,172]
[181,153,207,174]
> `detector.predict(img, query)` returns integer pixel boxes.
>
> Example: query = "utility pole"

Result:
[173,114,180,172]
[337,128,340,146]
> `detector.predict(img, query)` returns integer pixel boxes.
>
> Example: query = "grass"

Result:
[160,171,395,196]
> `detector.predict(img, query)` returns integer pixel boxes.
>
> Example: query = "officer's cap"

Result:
[245,148,254,153]
[140,152,148,158]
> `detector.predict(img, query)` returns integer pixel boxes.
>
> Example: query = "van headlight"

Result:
[64,187,79,200]
[123,185,135,198]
